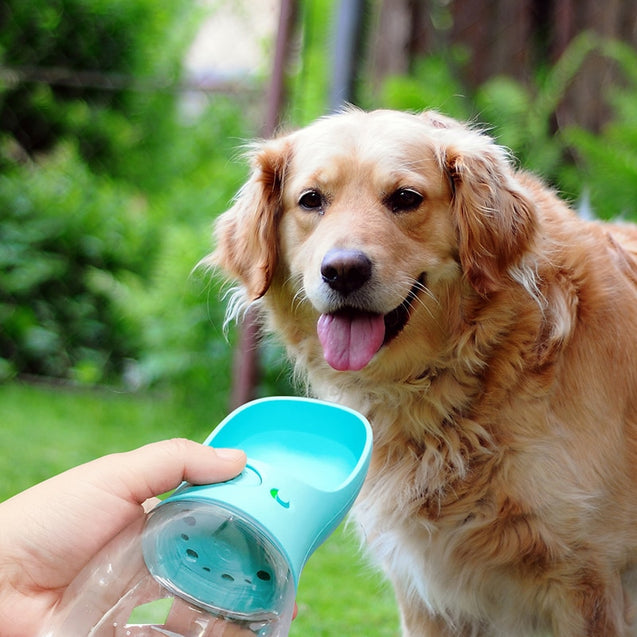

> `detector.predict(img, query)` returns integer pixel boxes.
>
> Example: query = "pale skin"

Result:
[0,439,257,636]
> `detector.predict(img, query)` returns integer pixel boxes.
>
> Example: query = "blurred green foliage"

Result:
[0,0,297,404]
[556,36,637,220]
[0,144,154,382]
[288,0,335,124]
[0,0,197,173]
[0,0,258,395]
[379,50,470,119]
[380,31,637,221]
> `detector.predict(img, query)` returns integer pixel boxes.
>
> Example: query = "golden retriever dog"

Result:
[205,108,637,636]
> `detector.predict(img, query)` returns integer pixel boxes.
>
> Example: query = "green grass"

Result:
[0,381,225,498]
[0,381,399,636]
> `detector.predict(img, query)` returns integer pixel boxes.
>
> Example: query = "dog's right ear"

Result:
[205,138,290,301]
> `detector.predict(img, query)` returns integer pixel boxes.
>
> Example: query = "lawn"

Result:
[0,381,399,636]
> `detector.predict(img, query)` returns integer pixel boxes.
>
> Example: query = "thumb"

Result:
[102,439,247,505]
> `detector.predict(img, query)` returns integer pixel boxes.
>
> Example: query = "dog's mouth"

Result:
[316,275,425,372]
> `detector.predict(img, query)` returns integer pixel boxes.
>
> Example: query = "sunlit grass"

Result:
[0,381,221,498]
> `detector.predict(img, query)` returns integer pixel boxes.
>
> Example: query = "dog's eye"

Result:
[298,190,324,212]
[386,188,423,213]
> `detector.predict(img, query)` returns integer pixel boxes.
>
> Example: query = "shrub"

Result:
[0,2,260,390]
[379,31,637,223]
[0,0,199,178]
[0,144,156,382]
[379,52,471,120]
[559,38,637,221]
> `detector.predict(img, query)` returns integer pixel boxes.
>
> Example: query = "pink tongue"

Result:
[317,312,386,371]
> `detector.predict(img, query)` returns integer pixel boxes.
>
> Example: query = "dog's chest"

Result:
[348,419,552,635]
[352,481,548,635]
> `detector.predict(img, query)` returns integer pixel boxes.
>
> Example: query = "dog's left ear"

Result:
[445,143,538,296]
[205,138,290,301]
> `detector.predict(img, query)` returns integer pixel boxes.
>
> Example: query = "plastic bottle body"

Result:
[41,502,295,637]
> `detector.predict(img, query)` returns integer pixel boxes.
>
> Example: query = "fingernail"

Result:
[214,448,246,461]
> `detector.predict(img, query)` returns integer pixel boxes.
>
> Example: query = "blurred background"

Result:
[2,1,637,634]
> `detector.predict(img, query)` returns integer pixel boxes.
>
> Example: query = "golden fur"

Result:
[206,108,637,636]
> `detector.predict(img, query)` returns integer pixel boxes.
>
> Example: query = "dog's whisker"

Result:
[291,288,308,314]
[397,276,440,321]
[415,280,440,308]
[285,273,310,314]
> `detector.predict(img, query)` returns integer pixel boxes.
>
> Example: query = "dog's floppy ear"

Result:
[207,138,290,301]
[445,142,538,296]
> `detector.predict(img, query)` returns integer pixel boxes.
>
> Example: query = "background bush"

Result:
[0,0,273,398]
[379,32,637,222]
[0,0,197,173]
[0,144,155,382]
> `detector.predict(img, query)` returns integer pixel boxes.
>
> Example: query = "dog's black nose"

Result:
[321,249,372,295]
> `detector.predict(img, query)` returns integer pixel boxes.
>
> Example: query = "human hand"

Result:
[0,439,247,636]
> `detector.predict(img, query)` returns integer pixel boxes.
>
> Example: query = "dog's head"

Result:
[207,109,538,372]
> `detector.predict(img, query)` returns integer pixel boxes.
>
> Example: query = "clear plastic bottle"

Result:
[41,500,296,637]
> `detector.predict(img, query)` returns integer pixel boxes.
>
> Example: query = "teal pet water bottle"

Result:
[43,397,372,636]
